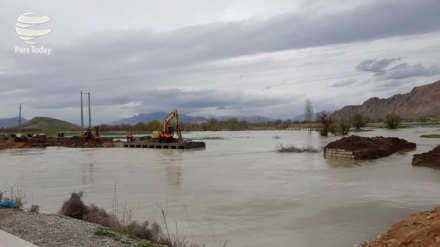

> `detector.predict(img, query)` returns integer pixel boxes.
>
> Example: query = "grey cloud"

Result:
[3,0,440,122]
[112,88,292,112]
[3,0,440,89]
[355,58,440,80]
[5,0,440,75]
[356,58,402,73]
[383,63,440,80]
[1,85,294,123]
[331,80,356,88]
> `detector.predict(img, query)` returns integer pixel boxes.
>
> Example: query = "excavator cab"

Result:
[80,126,100,141]
[167,126,175,134]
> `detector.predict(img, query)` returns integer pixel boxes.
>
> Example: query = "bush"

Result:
[276,144,320,153]
[29,205,40,213]
[58,192,88,219]
[2,184,27,210]
[384,112,401,129]
[86,204,119,228]
[352,112,369,130]
[58,192,169,246]
[124,220,158,240]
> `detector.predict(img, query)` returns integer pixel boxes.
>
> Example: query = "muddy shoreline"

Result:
[360,206,440,247]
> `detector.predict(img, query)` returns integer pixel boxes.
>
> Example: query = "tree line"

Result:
[304,99,402,136]
[97,100,403,134]
[98,118,297,132]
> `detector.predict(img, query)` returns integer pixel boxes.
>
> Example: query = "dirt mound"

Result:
[0,139,109,149]
[361,206,440,247]
[412,145,440,168]
[325,135,416,160]
[48,139,105,148]
[0,141,48,149]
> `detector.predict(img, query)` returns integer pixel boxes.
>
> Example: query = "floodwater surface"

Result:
[1,128,440,247]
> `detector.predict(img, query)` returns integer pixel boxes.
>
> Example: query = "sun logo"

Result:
[15,13,52,45]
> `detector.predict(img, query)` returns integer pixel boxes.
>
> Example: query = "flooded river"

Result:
[1,128,440,247]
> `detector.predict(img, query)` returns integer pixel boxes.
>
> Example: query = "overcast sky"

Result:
[1,0,440,124]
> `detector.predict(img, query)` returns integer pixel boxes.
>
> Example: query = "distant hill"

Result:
[112,112,274,125]
[112,112,206,125]
[216,115,274,123]
[333,80,440,119]
[21,117,80,131]
[0,117,29,128]
[293,113,318,122]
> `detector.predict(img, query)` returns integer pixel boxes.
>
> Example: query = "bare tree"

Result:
[304,99,314,132]
[339,112,351,135]
[316,110,333,136]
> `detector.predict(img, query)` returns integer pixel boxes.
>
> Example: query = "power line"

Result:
[209,57,440,90]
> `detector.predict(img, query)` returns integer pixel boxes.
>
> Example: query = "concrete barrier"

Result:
[0,230,38,247]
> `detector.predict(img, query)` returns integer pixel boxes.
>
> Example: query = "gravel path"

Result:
[0,209,157,247]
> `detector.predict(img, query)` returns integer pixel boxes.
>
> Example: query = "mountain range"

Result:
[333,80,440,119]
[111,112,205,125]
[111,112,274,125]
[3,80,439,129]
[0,117,29,128]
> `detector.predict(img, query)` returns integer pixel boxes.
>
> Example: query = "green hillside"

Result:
[21,117,80,131]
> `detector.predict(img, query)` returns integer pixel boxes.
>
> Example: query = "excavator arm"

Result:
[153,108,182,142]
[162,108,178,132]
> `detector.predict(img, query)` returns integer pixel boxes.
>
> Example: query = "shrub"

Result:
[58,192,88,219]
[86,204,119,228]
[384,112,401,129]
[29,205,40,213]
[2,184,27,210]
[59,191,168,245]
[276,144,320,153]
[352,112,369,130]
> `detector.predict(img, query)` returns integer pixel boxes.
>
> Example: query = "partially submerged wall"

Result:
[324,149,355,159]
[324,135,416,160]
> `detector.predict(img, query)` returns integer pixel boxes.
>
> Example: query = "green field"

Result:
[420,134,440,138]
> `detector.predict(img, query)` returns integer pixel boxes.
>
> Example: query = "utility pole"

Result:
[80,91,92,129]
[80,92,84,130]
[88,92,91,127]
[18,104,22,133]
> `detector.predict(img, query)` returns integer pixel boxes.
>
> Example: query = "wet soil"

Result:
[361,206,440,247]
[412,145,440,168]
[0,142,49,149]
[0,139,109,149]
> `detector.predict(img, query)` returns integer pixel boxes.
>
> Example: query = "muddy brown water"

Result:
[1,128,440,247]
